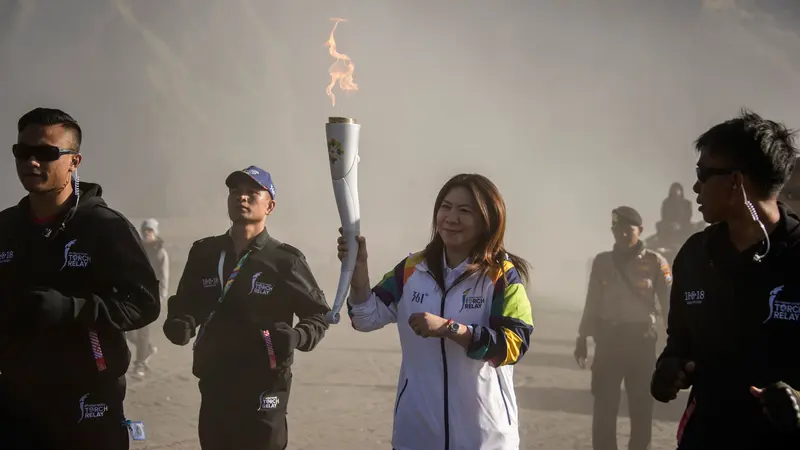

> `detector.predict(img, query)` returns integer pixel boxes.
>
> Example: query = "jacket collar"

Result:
[223,226,271,254]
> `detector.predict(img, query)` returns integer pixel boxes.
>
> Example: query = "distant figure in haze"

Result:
[341,173,534,450]
[126,218,169,377]
[661,182,693,228]
[575,206,672,450]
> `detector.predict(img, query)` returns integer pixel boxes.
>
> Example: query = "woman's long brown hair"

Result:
[422,173,531,286]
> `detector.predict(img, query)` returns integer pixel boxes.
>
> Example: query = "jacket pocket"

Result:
[395,378,409,416]
[496,372,511,425]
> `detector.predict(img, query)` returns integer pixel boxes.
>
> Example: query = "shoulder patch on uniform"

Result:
[278,243,306,259]
[645,249,672,283]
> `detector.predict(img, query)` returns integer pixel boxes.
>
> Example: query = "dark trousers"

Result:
[591,323,656,450]
[0,376,129,450]
[198,376,291,450]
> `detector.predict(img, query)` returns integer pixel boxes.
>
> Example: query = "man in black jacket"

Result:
[651,109,800,449]
[0,108,161,449]
[163,165,330,450]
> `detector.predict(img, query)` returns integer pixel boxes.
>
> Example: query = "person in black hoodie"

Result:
[163,165,330,450]
[0,108,161,450]
[651,109,800,450]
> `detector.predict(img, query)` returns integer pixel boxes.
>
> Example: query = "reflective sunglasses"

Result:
[696,166,739,183]
[12,144,77,162]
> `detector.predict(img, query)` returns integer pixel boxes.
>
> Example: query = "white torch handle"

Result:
[326,120,361,325]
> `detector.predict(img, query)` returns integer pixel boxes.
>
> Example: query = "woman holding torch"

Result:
[338,173,534,450]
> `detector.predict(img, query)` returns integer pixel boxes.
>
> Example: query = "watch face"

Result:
[448,322,459,333]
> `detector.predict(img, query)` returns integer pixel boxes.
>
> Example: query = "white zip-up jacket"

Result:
[347,252,535,450]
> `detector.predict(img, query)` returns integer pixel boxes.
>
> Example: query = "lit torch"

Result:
[325,18,360,324]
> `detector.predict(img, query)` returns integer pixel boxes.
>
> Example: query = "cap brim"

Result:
[225,171,260,189]
[225,171,274,200]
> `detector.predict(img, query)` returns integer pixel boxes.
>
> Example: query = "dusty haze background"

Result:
[2,0,800,303]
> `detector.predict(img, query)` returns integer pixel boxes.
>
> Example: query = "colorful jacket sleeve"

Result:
[348,254,420,332]
[466,261,534,367]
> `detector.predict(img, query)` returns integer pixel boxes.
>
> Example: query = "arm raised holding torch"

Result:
[326,117,360,323]
[323,18,361,324]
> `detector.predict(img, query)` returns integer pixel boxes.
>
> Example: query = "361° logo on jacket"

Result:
[249,272,273,296]
[60,239,91,271]
[460,288,485,312]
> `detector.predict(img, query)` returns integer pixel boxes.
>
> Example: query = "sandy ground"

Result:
[123,294,690,450]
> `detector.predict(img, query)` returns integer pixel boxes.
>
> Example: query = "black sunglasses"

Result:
[12,144,77,162]
[696,166,740,183]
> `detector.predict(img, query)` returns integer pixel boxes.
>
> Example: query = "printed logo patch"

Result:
[0,251,13,264]
[460,288,485,312]
[61,239,91,270]
[201,277,220,289]
[249,272,273,296]
[258,392,280,411]
[763,285,800,323]
[78,394,108,423]
[411,291,428,304]
[684,290,704,306]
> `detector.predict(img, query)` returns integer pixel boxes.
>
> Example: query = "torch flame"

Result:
[325,18,358,107]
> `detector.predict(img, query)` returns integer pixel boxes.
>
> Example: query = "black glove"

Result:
[651,357,695,403]
[265,322,301,369]
[17,287,76,330]
[574,337,588,369]
[751,382,800,431]
[163,315,197,346]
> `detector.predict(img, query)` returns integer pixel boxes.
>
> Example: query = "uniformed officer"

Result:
[575,206,672,450]
[162,166,331,450]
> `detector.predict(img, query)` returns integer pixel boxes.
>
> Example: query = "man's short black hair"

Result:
[695,108,798,196]
[17,107,83,151]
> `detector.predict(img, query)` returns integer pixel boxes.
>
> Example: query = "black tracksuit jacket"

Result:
[0,182,161,392]
[163,229,330,390]
[657,203,800,449]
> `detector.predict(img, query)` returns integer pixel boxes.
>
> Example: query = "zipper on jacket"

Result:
[496,371,512,425]
[395,378,409,416]
[423,269,472,450]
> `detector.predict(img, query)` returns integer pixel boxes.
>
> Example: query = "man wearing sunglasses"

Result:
[0,108,161,449]
[651,109,800,449]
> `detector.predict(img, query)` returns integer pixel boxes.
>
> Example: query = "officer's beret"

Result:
[612,206,643,227]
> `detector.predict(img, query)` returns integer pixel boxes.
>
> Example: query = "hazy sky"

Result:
[2,0,799,300]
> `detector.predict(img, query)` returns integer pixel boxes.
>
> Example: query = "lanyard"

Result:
[217,250,250,302]
[193,249,251,349]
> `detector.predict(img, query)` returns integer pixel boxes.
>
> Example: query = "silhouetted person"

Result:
[661,182,692,228]
[576,206,672,450]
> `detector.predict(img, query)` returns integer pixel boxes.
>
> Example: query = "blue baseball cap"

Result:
[225,166,276,199]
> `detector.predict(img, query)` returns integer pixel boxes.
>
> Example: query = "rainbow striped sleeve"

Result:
[346,252,423,323]
[466,261,534,367]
